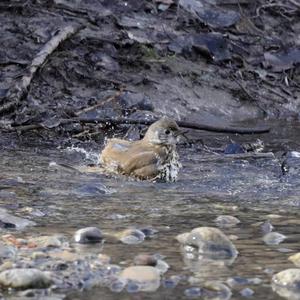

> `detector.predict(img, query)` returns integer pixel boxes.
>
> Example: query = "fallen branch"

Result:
[0,24,84,116]
[12,116,271,134]
[75,89,123,116]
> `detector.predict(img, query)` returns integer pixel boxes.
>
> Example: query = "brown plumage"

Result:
[100,117,181,182]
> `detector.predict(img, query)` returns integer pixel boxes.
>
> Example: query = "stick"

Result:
[0,24,84,115]
[12,116,270,134]
[75,90,123,116]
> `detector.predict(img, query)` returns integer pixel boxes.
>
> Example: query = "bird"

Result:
[99,117,182,182]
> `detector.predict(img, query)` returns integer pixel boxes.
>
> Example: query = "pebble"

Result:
[263,232,286,245]
[118,229,145,245]
[184,287,202,298]
[120,266,161,292]
[28,235,63,248]
[176,227,238,259]
[202,281,232,300]
[49,250,81,262]
[260,220,274,234]
[0,208,36,229]
[214,215,240,228]
[289,253,300,267]
[134,254,157,266]
[272,268,300,289]
[272,268,300,299]
[240,287,254,297]
[74,227,103,244]
[0,268,52,289]
[98,254,111,264]
[227,277,262,287]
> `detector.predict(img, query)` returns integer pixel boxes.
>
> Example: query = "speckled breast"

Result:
[159,147,181,182]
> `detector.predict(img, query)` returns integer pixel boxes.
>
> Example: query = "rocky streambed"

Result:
[0,121,300,299]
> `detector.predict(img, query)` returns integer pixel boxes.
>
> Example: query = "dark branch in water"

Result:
[0,24,84,116]
[11,116,270,134]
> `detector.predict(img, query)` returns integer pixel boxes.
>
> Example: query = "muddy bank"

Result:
[0,0,299,140]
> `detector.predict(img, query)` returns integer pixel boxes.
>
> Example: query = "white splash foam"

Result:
[66,145,100,164]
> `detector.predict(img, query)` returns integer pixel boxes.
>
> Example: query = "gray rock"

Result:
[176,227,238,259]
[120,266,160,292]
[272,269,300,300]
[118,229,145,245]
[263,232,286,245]
[74,227,102,244]
[214,215,241,228]
[240,287,254,297]
[0,268,52,289]
[0,208,35,229]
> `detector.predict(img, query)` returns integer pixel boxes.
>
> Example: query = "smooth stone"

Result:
[263,232,286,245]
[272,269,300,299]
[28,235,63,248]
[272,268,300,289]
[227,277,262,287]
[134,254,157,266]
[0,268,52,289]
[118,229,145,245]
[163,275,181,288]
[260,220,274,234]
[177,227,238,259]
[202,281,232,300]
[0,208,35,229]
[74,227,103,244]
[31,252,48,259]
[289,253,300,267]
[214,215,240,228]
[240,287,254,297]
[0,261,13,272]
[184,287,202,298]
[120,266,160,292]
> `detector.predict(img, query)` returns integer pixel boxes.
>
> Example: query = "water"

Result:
[0,121,300,299]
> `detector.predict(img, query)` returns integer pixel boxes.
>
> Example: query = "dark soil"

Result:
[0,0,299,141]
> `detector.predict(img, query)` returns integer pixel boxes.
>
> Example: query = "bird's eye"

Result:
[165,129,171,135]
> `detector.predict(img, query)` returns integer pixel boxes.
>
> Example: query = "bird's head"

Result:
[143,117,181,145]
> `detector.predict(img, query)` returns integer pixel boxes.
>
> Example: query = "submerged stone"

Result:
[272,268,300,299]
[0,268,52,289]
[74,227,103,244]
[263,232,286,245]
[214,215,241,228]
[289,253,300,267]
[118,229,145,245]
[120,266,160,292]
[177,227,238,259]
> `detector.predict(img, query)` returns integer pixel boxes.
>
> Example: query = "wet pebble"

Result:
[260,220,274,234]
[227,277,262,287]
[263,232,286,245]
[202,281,232,300]
[28,235,63,248]
[120,266,161,292]
[214,215,240,228]
[272,268,300,299]
[289,253,300,267]
[134,254,157,266]
[176,227,238,259]
[0,268,52,289]
[74,227,103,244]
[184,287,202,298]
[162,275,181,288]
[118,229,145,245]
[240,287,254,297]
[0,208,36,229]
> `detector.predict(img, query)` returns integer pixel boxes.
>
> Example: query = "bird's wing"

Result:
[122,151,160,175]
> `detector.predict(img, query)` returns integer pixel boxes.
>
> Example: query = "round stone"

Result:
[134,254,157,266]
[120,266,160,292]
[0,268,52,289]
[74,227,102,244]
[118,229,145,245]
[263,232,286,245]
[214,215,240,228]
[177,227,238,259]
[272,268,300,299]
[289,253,300,267]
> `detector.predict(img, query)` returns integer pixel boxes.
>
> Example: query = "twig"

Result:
[75,89,123,116]
[0,24,84,116]
[12,117,271,134]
